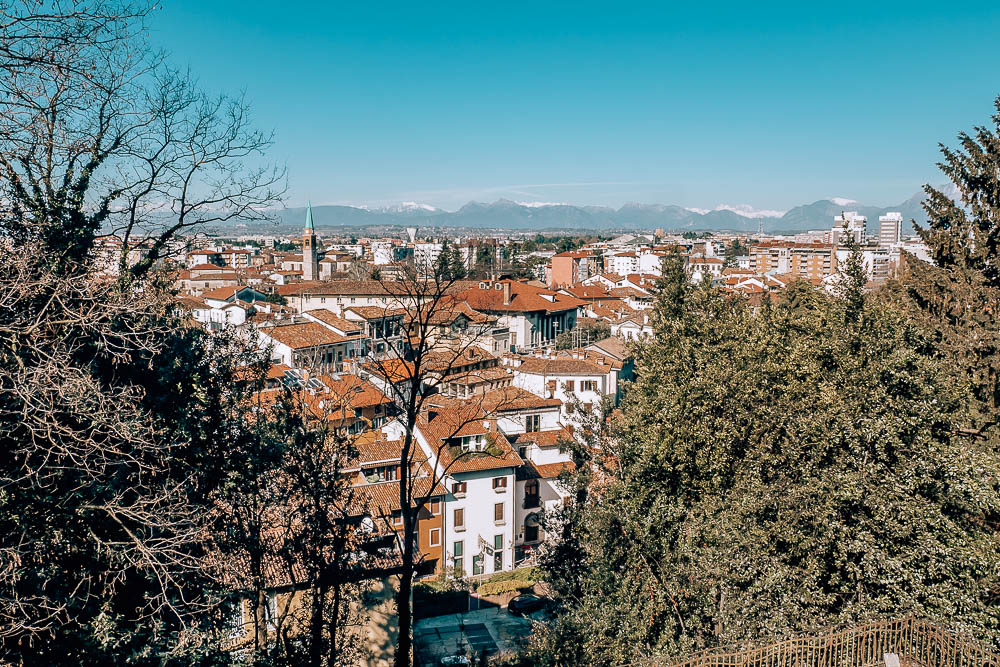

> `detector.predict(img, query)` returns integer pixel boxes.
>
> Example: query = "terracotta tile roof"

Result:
[318,374,393,410]
[456,280,587,314]
[614,312,650,326]
[351,474,446,516]
[589,303,634,320]
[344,305,407,320]
[423,346,497,372]
[175,295,208,310]
[202,285,254,301]
[519,460,576,480]
[509,426,575,448]
[587,336,627,361]
[514,357,611,376]
[188,262,225,270]
[413,297,494,325]
[417,407,523,474]
[185,272,239,282]
[442,366,513,386]
[362,358,416,383]
[608,286,650,298]
[624,273,660,286]
[267,363,292,380]
[305,308,363,333]
[276,279,477,297]
[483,386,562,411]
[260,322,349,349]
[560,285,612,300]
[353,432,406,464]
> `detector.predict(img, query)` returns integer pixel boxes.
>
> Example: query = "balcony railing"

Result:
[522,496,541,509]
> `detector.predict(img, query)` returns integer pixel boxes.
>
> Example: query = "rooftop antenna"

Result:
[756,217,764,237]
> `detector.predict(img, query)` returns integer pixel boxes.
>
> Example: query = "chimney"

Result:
[502,281,511,306]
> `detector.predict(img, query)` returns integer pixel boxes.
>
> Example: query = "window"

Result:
[563,380,575,392]
[454,508,465,530]
[494,535,503,571]
[494,502,504,524]
[429,528,441,547]
[391,510,403,527]
[365,465,397,482]
[225,600,245,638]
[453,541,464,576]
[581,380,598,392]
[526,415,540,433]
[472,554,484,576]
[492,476,508,491]
[518,446,528,459]
[524,479,540,508]
[583,402,593,413]
[452,481,467,497]
[525,524,539,542]
[430,498,441,515]
[265,592,279,632]
[459,434,485,452]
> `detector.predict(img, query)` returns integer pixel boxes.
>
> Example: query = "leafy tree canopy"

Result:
[528,262,1000,665]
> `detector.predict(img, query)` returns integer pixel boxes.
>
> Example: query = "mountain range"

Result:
[264,189,939,234]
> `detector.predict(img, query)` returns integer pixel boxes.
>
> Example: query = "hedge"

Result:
[476,579,533,596]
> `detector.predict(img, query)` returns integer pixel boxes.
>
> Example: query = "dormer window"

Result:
[459,434,486,452]
[364,465,397,482]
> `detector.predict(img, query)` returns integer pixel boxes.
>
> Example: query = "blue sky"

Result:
[151,1,1000,213]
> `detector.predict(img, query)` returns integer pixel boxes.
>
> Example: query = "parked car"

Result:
[440,652,470,666]
[507,593,547,616]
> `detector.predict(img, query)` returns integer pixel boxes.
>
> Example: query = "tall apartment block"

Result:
[832,212,867,245]
[878,212,902,248]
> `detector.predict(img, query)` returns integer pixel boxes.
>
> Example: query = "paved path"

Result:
[414,607,534,665]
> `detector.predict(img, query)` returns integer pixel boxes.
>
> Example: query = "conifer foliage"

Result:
[525,252,1000,665]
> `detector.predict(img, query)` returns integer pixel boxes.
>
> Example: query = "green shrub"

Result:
[477,579,533,596]
[486,567,542,584]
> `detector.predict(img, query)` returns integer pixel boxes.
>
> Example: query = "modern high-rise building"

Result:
[831,212,867,245]
[878,212,903,248]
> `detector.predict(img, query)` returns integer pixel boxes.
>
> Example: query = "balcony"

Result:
[522,495,541,510]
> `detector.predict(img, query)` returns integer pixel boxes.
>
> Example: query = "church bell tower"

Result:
[303,201,319,281]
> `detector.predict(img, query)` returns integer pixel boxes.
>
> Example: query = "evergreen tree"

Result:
[902,95,1000,421]
[527,275,1000,665]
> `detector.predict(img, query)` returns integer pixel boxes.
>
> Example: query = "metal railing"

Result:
[658,616,1000,667]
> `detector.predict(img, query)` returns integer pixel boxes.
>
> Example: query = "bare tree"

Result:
[0,1,284,278]
[220,364,415,667]
[0,250,272,661]
[0,3,284,662]
[358,266,522,667]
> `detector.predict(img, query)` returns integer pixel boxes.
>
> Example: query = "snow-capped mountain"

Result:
[265,189,940,233]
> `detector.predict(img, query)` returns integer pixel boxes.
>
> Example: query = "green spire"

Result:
[305,200,315,231]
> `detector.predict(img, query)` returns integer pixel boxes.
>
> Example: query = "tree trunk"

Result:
[395,538,414,667]
[329,574,343,665]
[309,579,327,667]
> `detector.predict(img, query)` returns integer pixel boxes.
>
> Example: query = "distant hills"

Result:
[264,190,937,234]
